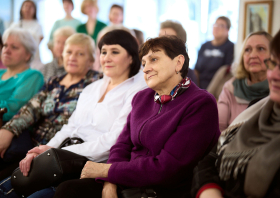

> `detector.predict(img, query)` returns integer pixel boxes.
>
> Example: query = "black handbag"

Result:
[121,188,157,198]
[11,148,88,197]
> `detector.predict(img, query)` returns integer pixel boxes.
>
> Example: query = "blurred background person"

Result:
[108,4,123,26]
[0,33,99,179]
[218,31,271,131]
[159,20,198,85]
[0,34,5,69]
[192,28,280,198]
[0,18,4,37]
[41,26,75,82]
[133,28,144,48]
[0,28,43,124]
[9,0,44,70]
[48,0,81,52]
[194,16,234,89]
[76,0,107,44]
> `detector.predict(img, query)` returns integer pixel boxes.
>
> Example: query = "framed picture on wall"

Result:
[243,1,273,39]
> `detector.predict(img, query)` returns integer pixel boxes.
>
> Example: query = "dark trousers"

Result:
[54,178,190,198]
[0,129,34,177]
[54,178,120,198]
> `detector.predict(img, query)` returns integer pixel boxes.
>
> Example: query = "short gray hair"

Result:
[2,28,37,64]
[160,20,187,43]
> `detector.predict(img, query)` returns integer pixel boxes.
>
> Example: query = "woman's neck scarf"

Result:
[219,99,280,197]
[154,77,191,104]
[232,78,269,102]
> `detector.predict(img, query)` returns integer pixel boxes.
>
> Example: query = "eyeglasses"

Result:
[213,23,227,29]
[264,58,280,70]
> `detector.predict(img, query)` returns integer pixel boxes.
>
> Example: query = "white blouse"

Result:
[47,71,148,162]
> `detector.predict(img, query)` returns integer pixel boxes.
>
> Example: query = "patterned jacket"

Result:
[2,70,100,145]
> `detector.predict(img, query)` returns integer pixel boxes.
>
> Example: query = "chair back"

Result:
[0,108,7,127]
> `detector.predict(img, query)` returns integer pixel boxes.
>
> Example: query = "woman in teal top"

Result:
[0,28,44,122]
[48,0,81,48]
[76,0,106,43]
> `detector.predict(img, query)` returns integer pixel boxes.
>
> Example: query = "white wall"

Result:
[235,0,280,62]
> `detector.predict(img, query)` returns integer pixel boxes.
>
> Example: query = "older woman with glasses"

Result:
[217,31,272,131]
[53,36,220,198]
[192,29,280,198]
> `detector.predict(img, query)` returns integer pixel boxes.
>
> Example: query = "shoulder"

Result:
[224,39,234,48]
[188,83,216,103]
[96,20,107,28]
[131,88,154,104]
[0,69,6,75]
[84,70,100,84]
[72,18,81,23]
[202,41,212,47]
[81,77,103,94]
[223,77,236,93]
[25,69,44,79]
[76,23,85,29]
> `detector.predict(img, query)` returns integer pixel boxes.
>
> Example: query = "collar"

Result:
[154,77,191,104]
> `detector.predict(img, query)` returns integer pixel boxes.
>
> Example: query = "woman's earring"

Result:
[176,71,179,74]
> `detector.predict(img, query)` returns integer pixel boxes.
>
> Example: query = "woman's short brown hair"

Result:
[216,16,231,30]
[139,36,189,78]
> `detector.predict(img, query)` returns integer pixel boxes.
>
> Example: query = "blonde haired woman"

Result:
[76,0,106,43]
[218,31,272,131]
[0,33,99,178]
[41,26,75,82]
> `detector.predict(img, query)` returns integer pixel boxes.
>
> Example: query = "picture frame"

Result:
[243,1,273,40]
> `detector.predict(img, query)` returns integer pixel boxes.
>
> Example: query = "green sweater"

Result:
[0,68,44,121]
[76,20,107,43]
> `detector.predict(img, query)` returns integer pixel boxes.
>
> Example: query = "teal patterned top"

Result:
[0,68,44,121]
[2,70,100,145]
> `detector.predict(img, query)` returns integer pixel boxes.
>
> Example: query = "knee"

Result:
[54,180,77,198]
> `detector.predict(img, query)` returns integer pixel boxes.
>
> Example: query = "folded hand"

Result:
[80,161,112,179]
[19,153,38,176]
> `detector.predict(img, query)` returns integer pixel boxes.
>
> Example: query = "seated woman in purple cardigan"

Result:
[54,36,221,198]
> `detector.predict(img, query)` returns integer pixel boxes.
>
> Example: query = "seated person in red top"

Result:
[53,36,220,198]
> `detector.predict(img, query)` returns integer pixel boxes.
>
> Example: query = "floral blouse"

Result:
[2,70,100,145]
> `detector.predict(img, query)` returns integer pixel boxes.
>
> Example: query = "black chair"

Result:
[0,108,7,127]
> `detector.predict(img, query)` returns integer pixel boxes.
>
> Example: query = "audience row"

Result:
[0,0,279,198]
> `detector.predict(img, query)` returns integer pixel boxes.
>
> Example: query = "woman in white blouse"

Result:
[12,29,147,198]
[9,0,44,70]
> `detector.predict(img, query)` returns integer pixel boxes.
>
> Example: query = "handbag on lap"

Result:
[11,138,87,197]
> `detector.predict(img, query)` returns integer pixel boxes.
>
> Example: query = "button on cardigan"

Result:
[101,82,220,190]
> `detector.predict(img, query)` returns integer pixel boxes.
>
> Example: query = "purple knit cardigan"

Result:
[101,82,220,189]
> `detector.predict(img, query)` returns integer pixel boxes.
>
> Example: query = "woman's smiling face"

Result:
[142,49,182,92]
[100,44,132,80]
